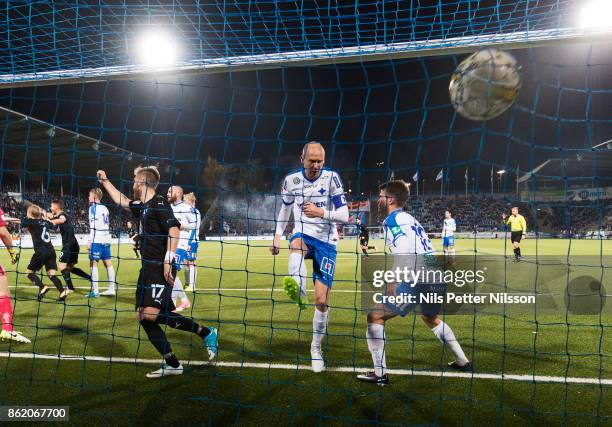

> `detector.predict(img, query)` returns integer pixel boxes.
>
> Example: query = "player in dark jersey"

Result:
[15,205,66,301]
[97,166,218,378]
[0,207,30,343]
[47,200,91,293]
[126,220,141,259]
[356,218,377,256]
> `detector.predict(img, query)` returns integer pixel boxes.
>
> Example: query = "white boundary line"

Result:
[0,351,610,385]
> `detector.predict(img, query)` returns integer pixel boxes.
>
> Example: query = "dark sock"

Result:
[71,267,92,281]
[156,311,210,338]
[27,273,44,290]
[133,247,140,258]
[163,352,181,368]
[513,248,519,257]
[517,247,522,257]
[61,269,75,290]
[50,276,64,292]
[140,319,173,356]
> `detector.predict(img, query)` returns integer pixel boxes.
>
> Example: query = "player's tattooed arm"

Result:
[96,170,132,209]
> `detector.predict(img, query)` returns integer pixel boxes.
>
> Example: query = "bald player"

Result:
[167,186,195,311]
[270,141,349,373]
[182,192,201,291]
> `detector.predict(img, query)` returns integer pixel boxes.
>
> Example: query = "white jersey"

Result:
[88,203,111,244]
[171,201,200,250]
[383,209,434,255]
[442,218,456,237]
[280,168,347,245]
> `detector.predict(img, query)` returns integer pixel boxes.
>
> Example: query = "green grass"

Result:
[1,238,611,426]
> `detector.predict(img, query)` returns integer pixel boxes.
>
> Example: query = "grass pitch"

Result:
[0,237,610,425]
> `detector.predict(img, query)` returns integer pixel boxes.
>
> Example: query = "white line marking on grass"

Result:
[1,352,610,386]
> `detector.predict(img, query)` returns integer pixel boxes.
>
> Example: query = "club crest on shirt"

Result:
[293,177,301,185]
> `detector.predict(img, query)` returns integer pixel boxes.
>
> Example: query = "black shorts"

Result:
[28,249,58,272]
[135,263,176,311]
[360,236,369,246]
[59,244,80,264]
[511,231,523,244]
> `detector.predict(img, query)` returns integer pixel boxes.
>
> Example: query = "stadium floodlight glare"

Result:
[135,30,179,68]
[580,0,612,29]
[497,170,506,175]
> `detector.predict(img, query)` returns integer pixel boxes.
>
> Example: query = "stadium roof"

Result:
[518,149,612,187]
[0,106,169,189]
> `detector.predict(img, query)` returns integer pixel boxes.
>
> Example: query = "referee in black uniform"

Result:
[96,166,218,378]
[356,218,376,256]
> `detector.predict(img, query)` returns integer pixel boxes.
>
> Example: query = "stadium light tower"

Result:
[497,170,506,194]
[580,1,612,29]
[135,30,180,68]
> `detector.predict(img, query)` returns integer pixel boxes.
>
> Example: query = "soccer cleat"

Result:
[85,291,99,298]
[100,288,116,296]
[283,276,308,309]
[356,372,390,386]
[37,286,50,301]
[146,363,184,378]
[204,327,218,360]
[310,345,325,373]
[448,361,473,372]
[58,289,69,302]
[0,330,31,344]
[184,285,195,292]
[173,300,191,313]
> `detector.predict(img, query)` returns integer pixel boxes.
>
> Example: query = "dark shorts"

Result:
[59,244,80,264]
[28,249,57,272]
[135,263,176,311]
[383,281,446,317]
[360,235,369,247]
[511,231,523,244]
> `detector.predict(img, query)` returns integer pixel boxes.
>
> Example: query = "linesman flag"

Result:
[412,171,419,182]
[435,169,443,181]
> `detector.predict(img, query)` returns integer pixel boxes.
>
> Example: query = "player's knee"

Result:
[421,314,438,327]
[140,308,159,322]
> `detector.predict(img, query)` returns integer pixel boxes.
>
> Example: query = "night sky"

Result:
[0,1,610,197]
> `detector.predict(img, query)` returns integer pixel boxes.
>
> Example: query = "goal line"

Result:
[1,352,610,386]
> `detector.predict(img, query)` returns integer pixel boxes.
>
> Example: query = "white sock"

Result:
[311,308,328,348]
[172,276,188,303]
[106,266,116,291]
[432,320,468,365]
[366,323,387,377]
[188,264,197,289]
[91,266,99,293]
[288,252,307,297]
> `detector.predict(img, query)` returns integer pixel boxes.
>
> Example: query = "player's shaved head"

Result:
[167,185,184,203]
[51,199,64,213]
[301,141,325,180]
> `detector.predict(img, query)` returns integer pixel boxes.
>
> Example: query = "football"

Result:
[449,48,522,121]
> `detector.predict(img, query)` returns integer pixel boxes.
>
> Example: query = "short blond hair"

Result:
[183,192,196,203]
[89,188,103,201]
[134,165,161,189]
[27,204,44,219]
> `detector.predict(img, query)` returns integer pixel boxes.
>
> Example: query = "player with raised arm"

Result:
[0,207,30,343]
[502,206,527,261]
[47,200,91,293]
[442,209,456,256]
[182,192,201,292]
[270,142,349,373]
[166,185,193,312]
[356,180,471,385]
[97,167,218,378]
[87,189,116,297]
[16,205,67,301]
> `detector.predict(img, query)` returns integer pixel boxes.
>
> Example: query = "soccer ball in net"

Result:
[449,48,522,121]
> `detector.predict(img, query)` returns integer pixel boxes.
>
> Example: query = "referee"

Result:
[502,207,527,261]
[356,218,376,256]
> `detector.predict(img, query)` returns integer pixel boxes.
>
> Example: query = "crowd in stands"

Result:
[2,188,611,239]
